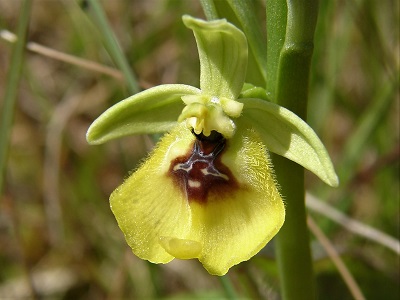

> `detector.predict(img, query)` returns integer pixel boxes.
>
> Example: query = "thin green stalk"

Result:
[268,1,319,299]
[226,0,267,84]
[200,0,219,20]
[273,158,314,300]
[0,0,32,195]
[86,0,139,94]
[219,275,238,299]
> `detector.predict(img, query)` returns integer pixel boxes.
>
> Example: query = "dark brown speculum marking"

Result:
[169,131,238,204]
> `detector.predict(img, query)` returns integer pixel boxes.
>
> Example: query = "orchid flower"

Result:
[86,15,338,276]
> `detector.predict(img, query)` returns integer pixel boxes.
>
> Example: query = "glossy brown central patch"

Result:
[169,132,237,204]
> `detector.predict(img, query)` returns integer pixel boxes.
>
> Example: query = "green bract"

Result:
[87,15,338,187]
[182,15,247,100]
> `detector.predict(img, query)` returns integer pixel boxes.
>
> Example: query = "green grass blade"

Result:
[219,275,238,299]
[0,0,32,195]
[339,72,398,184]
[227,0,267,84]
[86,0,139,94]
[200,0,219,20]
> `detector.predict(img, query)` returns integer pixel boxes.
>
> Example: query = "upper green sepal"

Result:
[86,84,200,145]
[237,97,339,187]
[182,15,248,100]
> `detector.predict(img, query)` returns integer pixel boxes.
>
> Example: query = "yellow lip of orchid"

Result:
[86,15,338,276]
[109,123,285,275]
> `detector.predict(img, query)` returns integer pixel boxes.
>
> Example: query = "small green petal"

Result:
[180,93,243,139]
[86,84,200,145]
[239,98,339,187]
[219,97,243,117]
[183,15,248,100]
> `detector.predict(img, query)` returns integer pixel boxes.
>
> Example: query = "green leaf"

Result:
[182,15,247,100]
[238,98,339,187]
[0,0,32,194]
[86,84,200,145]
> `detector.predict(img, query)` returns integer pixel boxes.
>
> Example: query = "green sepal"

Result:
[182,15,247,100]
[238,98,339,187]
[86,84,201,145]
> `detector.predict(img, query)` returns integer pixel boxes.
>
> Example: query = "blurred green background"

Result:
[0,0,398,299]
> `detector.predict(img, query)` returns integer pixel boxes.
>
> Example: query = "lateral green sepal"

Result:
[86,84,201,145]
[238,98,339,187]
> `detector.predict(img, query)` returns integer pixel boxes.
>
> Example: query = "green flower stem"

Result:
[268,1,319,299]
[273,158,315,300]
[0,0,32,195]
[86,0,139,94]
